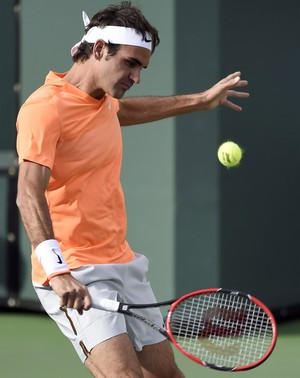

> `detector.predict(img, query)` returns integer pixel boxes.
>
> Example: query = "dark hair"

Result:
[72,1,160,63]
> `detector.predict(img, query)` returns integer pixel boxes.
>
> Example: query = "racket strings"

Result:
[169,292,274,369]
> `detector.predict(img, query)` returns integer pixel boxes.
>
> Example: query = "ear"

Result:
[93,40,106,59]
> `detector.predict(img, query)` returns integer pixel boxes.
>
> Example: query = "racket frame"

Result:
[165,288,277,371]
[94,288,277,372]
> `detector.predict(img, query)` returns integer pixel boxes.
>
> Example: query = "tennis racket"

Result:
[93,288,277,372]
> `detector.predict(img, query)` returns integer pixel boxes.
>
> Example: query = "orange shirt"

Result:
[16,71,134,285]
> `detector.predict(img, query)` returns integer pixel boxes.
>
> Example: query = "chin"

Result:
[109,90,126,100]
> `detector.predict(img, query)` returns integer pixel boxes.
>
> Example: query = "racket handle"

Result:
[94,298,120,312]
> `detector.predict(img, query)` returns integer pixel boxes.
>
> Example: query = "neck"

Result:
[64,62,105,100]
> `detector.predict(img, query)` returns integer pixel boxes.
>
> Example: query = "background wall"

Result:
[175,0,221,293]
[0,0,20,306]
[175,0,300,311]
[0,0,299,315]
[0,1,19,151]
[219,0,300,309]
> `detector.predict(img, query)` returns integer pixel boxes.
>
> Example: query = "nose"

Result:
[129,69,141,84]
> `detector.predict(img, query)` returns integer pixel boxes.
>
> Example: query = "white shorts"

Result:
[34,254,166,362]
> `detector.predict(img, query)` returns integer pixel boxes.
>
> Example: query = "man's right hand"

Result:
[50,273,93,315]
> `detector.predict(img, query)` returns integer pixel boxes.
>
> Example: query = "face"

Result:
[91,43,152,99]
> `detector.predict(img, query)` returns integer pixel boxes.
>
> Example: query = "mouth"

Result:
[121,82,132,91]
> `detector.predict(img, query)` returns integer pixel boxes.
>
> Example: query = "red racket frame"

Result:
[165,288,277,371]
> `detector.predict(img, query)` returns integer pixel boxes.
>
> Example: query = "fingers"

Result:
[73,294,91,315]
[222,99,243,112]
[222,88,250,111]
[236,79,248,88]
[224,71,241,81]
[220,72,248,90]
[219,71,241,85]
[51,274,93,314]
[60,288,93,314]
[82,292,93,311]
[198,71,249,112]
[227,89,250,98]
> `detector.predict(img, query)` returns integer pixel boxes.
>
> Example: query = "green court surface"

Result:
[0,312,299,377]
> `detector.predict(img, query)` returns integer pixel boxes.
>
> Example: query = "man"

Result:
[16,2,249,377]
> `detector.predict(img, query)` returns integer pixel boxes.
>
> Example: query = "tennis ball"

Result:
[217,141,243,168]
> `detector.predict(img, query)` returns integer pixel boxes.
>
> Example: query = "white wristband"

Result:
[35,239,70,279]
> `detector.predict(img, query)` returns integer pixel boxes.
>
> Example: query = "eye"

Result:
[125,59,138,68]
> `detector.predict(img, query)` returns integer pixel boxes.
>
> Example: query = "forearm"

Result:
[16,162,54,249]
[17,187,55,249]
[118,93,206,126]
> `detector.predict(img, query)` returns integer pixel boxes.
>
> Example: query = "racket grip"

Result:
[94,298,120,312]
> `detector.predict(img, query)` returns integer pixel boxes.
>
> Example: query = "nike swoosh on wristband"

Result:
[52,248,63,264]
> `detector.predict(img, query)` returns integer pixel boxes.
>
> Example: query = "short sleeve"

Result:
[16,100,61,170]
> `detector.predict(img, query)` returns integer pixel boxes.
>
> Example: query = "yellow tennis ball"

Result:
[217,141,243,168]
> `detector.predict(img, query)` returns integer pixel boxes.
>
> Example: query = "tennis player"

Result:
[16,2,249,377]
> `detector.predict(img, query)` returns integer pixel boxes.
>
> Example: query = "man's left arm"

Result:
[118,71,249,126]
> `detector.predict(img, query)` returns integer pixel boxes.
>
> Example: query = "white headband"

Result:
[71,11,152,56]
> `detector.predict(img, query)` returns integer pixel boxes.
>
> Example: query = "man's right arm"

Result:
[17,161,92,313]
[17,161,54,247]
